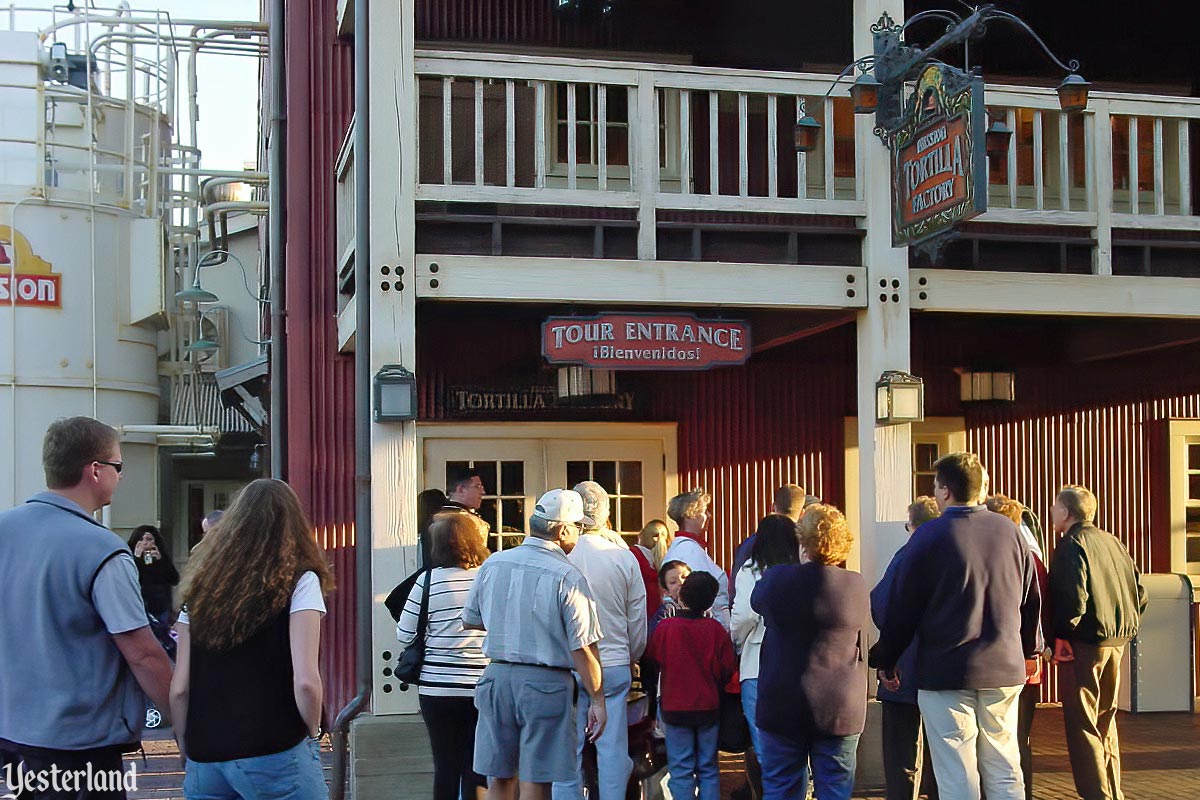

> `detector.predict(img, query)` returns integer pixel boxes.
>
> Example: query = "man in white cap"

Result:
[554,481,646,800]
[463,488,608,800]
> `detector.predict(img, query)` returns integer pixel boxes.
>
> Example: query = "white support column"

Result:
[1092,100,1114,275]
[370,0,420,716]
[852,0,911,592]
[634,73,658,259]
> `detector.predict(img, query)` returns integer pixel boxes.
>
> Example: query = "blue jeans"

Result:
[184,738,328,800]
[740,678,762,755]
[553,665,633,800]
[759,729,859,800]
[662,721,720,800]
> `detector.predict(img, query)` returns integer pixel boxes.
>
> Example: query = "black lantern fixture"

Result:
[793,103,821,153]
[875,370,925,425]
[850,70,881,114]
[985,114,1014,157]
[373,365,418,422]
[1056,73,1092,114]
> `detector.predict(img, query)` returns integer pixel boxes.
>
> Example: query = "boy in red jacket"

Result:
[646,571,736,800]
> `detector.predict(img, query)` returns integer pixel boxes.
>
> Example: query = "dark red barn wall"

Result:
[283,0,356,719]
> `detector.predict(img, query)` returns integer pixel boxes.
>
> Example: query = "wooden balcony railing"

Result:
[404,50,1200,268]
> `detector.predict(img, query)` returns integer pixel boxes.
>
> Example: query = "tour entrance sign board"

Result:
[890,64,986,250]
[542,313,751,370]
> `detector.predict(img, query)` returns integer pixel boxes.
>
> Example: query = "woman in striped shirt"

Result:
[397,512,491,800]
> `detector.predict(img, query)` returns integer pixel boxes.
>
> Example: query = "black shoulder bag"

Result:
[394,569,432,685]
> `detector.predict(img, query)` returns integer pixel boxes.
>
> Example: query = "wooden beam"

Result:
[416,255,867,309]
[752,312,857,353]
[911,269,1200,318]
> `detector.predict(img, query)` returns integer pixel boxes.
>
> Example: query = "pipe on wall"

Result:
[267,0,286,478]
[329,0,373,794]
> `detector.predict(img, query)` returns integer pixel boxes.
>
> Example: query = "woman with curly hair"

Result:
[396,512,491,800]
[750,504,869,800]
[170,478,334,800]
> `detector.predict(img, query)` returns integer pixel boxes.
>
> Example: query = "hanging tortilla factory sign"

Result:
[891,64,986,249]
[542,313,751,370]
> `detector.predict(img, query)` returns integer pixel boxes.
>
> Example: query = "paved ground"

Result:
[124,705,1199,799]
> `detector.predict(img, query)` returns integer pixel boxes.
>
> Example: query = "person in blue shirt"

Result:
[871,497,941,800]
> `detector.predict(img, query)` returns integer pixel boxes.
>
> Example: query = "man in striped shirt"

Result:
[464,488,607,799]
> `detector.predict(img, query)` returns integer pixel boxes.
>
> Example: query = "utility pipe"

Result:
[330,0,372,793]
[267,0,287,479]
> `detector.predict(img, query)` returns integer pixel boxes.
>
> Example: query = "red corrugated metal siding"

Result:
[915,315,1200,702]
[284,0,356,720]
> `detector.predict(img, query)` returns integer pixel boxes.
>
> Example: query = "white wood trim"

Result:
[1180,120,1192,216]
[823,96,835,201]
[797,98,807,199]
[442,77,452,185]
[654,192,864,216]
[912,269,1200,318]
[416,255,867,309]
[1091,100,1114,275]
[474,78,484,186]
[505,79,515,187]
[417,184,639,207]
[767,94,778,199]
[1111,212,1200,231]
[1059,112,1070,211]
[737,92,748,197]
[1128,116,1139,215]
[708,90,719,195]
[597,84,608,192]
[679,90,691,193]
[975,208,1096,226]
[635,75,658,259]
[336,294,355,353]
[1167,420,1200,589]
[1006,108,1017,208]
[535,81,547,189]
[566,82,577,190]
[1153,116,1165,216]
[415,54,640,86]
[1032,110,1044,210]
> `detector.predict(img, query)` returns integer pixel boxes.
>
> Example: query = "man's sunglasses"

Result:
[95,460,124,474]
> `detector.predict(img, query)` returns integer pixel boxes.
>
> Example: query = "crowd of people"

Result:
[0,416,1149,800]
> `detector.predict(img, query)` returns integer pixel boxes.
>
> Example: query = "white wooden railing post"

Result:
[635,73,658,259]
[1092,100,1114,275]
[1179,119,1192,216]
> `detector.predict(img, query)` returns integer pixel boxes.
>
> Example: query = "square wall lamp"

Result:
[876,370,924,425]
[374,365,418,422]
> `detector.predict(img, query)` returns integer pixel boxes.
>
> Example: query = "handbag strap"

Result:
[414,569,432,647]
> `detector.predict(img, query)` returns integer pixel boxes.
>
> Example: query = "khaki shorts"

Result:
[473,662,577,783]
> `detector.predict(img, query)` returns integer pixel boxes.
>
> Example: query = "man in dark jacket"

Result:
[1049,485,1146,800]
[869,452,1041,800]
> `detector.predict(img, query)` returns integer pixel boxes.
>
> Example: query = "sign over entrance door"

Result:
[420,423,677,549]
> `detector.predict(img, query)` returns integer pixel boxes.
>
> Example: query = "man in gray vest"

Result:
[0,417,173,800]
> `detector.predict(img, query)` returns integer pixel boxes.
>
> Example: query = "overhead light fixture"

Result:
[876,370,924,425]
[985,114,1014,157]
[374,365,418,422]
[176,251,225,304]
[557,366,616,403]
[850,71,881,114]
[960,370,1015,402]
[1056,73,1091,114]
[184,336,219,353]
[792,101,820,153]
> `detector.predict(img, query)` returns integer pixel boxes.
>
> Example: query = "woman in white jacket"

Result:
[731,514,802,762]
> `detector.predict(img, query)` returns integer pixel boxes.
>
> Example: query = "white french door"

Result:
[420,423,676,549]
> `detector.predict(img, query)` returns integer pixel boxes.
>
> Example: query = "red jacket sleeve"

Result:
[645,623,663,668]
[712,622,736,687]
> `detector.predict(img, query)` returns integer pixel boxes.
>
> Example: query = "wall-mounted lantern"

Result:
[960,370,1015,402]
[373,365,418,422]
[876,370,925,425]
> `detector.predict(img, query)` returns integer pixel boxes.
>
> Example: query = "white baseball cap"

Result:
[532,488,595,527]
